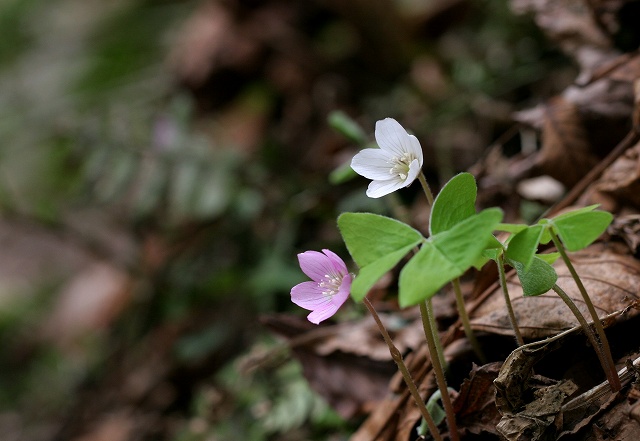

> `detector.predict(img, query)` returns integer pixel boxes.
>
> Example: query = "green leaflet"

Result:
[399,208,503,307]
[550,210,613,252]
[505,224,544,271]
[338,212,424,301]
[430,172,477,236]
[511,256,558,297]
[338,213,423,267]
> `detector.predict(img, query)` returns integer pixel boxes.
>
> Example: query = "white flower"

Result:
[351,118,424,198]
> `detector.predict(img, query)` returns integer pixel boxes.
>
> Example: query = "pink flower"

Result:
[291,249,352,324]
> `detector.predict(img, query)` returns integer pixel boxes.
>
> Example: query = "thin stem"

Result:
[549,230,620,392]
[420,300,459,441]
[552,284,620,391]
[363,298,442,441]
[451,278,486,363]
[497,253,524,346]
[422,295,447,371]
[418,172,435,206]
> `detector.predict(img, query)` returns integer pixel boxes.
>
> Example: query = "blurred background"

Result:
[0,0,578,439]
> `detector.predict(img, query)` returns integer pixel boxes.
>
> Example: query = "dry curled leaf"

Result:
[453,362,503,436]
[471,242,640,340]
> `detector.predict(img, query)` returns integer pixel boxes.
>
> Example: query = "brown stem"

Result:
[363,298,443,441]
[497,253,524,346]
[550,230,620,391]
[420,300,459,441]
[552,284,620,391]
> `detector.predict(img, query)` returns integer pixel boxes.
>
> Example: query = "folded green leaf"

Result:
[338,212,424,267]
[495,223,528,234]
[350,244,417,301]
[550,210,613,252]
[511,256,558,297]
[399,208,503,306]
[430,172,477,236]
[536,252,560,265]
[505,224,544,271]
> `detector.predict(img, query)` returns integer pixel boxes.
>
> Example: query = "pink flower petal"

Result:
[297,250,340,282]
[307,303,340,324]
[322,249,348,276]
[291,281,332,310]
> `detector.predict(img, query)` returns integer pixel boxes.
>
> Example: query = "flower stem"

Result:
[420,299,459,441]
[418,172,435,206]
[422,295,448,371]
[497,253,524,346]
[552,284,620,391]
[549,230,620,391]
[451,278,487,363]
[363,297,443,441]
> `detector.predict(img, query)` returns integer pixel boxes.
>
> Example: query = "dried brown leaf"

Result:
[593,140,640,210]
[471,242,640,340]
[535,98,600,187]
[453,362,503,436]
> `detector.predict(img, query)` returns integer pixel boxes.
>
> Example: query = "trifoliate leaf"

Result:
[399,208,503,306]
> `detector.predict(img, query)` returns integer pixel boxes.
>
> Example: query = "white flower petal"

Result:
[351,148,396,180]
[406,134,424,166]
[375,118,413,157]
[366,178,406,198]
[405,159,421,186]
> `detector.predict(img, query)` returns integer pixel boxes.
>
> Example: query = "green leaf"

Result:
[511,256,557,297]
[399,208,503,306]
[550,209,613,252]
[328,160,357,184]
[338,213,423,267]
[473,234,503,269]
[327,110,367,145]
[537,252,560,265]
[495,223,528,234]
[505,225,544,271]
[430,172,477,235]
[349,244,417,301]
[338,213,424,301]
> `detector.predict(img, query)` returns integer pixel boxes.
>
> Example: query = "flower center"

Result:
[319,274,342,298]
[389,153,413,180]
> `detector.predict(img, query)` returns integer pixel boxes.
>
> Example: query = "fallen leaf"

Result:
[471,242,640,340]
[453,362,503,436]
